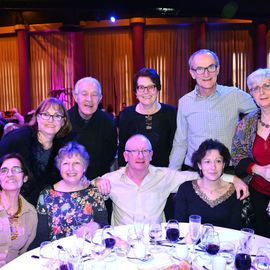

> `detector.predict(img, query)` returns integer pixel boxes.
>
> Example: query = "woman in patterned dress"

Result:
[31,141,108,247]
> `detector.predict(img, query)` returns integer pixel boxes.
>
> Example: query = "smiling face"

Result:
[60,154,86,186]
[189,53,220,96]
[136,77,159,107]
[198,149,225,182]
[250,77,270,109]
[74,81,102,120]
[0,158,25,192]
[37,105,65,138]
[124,135,153,173]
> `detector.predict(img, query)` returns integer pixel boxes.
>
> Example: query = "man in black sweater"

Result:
[68,77,117,181]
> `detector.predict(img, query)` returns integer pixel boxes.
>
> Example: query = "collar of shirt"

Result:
[194,84,221,99]
[119,164,163,186]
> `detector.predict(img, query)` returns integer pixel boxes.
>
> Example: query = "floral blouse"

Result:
[37,186,108,241]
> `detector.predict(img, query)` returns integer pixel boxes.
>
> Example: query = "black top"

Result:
[174,181,242,230]
[67,104,118,179]
[0,126,63,205]
[118,103,177,167]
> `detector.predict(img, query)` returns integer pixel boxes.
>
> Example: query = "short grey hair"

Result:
[247,68,270,90]
[55,141,90,170]
[188,49,220,69]
[74,77,102,96]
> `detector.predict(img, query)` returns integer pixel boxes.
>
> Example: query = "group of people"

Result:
[0,48,269,266]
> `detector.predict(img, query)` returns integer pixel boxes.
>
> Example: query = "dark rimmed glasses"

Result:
[191,64,218,75]
[38,112,64,121]
[136,85,156,93]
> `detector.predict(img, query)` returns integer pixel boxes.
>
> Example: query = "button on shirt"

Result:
[169,84,257,169]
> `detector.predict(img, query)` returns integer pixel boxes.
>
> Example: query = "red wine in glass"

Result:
[235,253,252,270]
[166,228,179,242]
[206,243,220,255]
[59,263,73,270]
[104,238,116,249]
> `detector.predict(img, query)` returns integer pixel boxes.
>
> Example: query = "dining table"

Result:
[2,223,270,270]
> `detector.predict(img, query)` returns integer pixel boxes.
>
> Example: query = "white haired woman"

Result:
[31,141,108,248]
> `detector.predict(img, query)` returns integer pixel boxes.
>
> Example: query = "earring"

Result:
[23,176,28,183]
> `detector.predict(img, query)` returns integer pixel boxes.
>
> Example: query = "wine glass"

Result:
[234,251,252,270]
[254,247,270,270]
[199,223,214,249]
[102,225,116,249]
[148,221,162,253]
[205,231,220,256]
[189,215,201,254]
[166,219,180,250]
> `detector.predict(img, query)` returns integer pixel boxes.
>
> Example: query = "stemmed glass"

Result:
[148,221,162,253]
[254,247,270,270]
[91,231,106,260]
[199,223,214,249]
[205,231,220,256]
[166,219,180,251]
[102,225,116,262]
[189,215,201,254]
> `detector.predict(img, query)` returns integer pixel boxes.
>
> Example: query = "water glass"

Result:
[57,249,73,270]
[133,215,145,240]
[254,247,270,270]
[40,241,55,268]
[148,221,162,253]
[219,241,235,265]
[240,228,254,253]
[91,231,106,259]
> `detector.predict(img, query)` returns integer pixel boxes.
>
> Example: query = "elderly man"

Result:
[96,134,248,226]
[68,77,117,180]
[169,49,257,171]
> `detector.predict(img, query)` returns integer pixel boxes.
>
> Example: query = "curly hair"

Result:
[191,139,231,177]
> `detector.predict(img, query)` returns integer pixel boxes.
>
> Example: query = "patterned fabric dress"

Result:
[37,186,107,241]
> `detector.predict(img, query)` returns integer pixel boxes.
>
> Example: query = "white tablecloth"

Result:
[2,223,270,270]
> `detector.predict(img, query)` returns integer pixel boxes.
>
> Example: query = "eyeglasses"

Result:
[249,83,270,94]
[38,112,64,121]
[125,149,152,155]
[191,64,218,75]
[136,85,156,93]
[0,166,23,175]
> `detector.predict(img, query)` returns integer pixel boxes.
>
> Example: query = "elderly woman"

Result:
[174,139,242,229]
[232,68,270,238]
[31,141,107,247]
[0,97,71,205]
[0,153,37,266]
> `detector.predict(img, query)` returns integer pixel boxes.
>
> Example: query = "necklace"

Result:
[0,195,22,240]
[259,118,270,128]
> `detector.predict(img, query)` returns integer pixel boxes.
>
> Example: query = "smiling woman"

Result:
[0,97,72,206]
[29,141,108,249]
[0,153,37,267]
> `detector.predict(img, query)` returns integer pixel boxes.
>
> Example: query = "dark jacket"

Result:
[67,104,118,179]
[0,126,63,205]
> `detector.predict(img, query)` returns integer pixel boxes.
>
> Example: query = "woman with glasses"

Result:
[30,141,107,247]
[0,97,72,205]
[118,67,177,168]
[118,68,177,220]
[232,68,270,238]
[0,153,37,266]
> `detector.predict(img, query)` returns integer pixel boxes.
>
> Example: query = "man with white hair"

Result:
[68,77,117,180]
[96,134,248,226]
